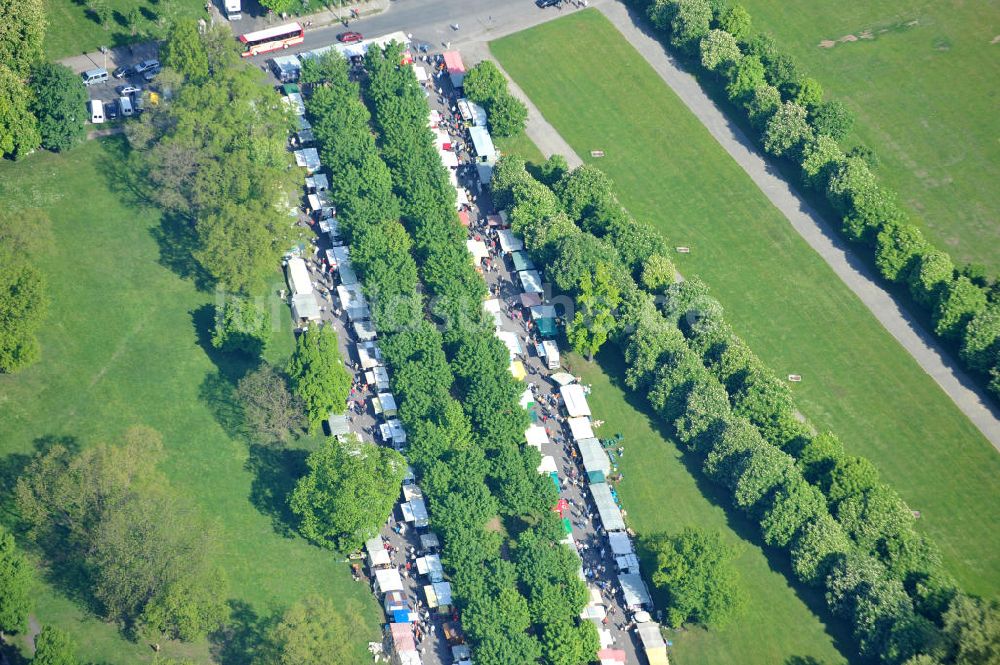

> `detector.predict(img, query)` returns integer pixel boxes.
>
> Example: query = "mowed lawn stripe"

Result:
[0,139,381,664]
[491,9,1000,597]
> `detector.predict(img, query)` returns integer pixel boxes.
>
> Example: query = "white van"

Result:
[89,99,105,124]
[82,68,109,85]
[119,96,133,117]
[542,340,560,370]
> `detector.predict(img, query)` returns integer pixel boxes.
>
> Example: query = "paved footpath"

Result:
[582,2,1000,450]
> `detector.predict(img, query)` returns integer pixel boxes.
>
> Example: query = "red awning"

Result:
[458,210,471,227]
[442,51,465,74]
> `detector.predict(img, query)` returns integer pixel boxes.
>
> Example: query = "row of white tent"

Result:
[271,30,412,82]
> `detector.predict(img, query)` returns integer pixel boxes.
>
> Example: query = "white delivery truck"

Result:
[88,99,105,124]
[225,0,241,20]
[541,340,560,370]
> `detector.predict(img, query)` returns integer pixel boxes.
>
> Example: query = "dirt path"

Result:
[585,2,1000,451]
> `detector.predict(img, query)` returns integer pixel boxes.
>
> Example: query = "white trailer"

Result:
[542,340,560,370]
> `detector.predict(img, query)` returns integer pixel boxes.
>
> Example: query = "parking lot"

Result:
[64,42,161,123]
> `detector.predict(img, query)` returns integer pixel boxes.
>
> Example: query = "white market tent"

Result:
[371,365,391,391]
[476,162,494,188]
[637,622,666,650]
[497,229,524,253]
[271,54,301,81]
[578,437,611,476]
[420,532,440,551]
[619,573,652,609]
[293,148,320,172]
[416,554,444,582]
[560,384,592,417]
[550,372,577,386]
[615,554,641,573]
[337,284,370,322]
[285,257,312,295]
[413,64,428,82]
[568,416,595,442]
[291,293,321,322]
[366,536,390,568]
[428,109,442,127]
[401,498,429,527]
[357,340,382,369]
[455,187,471,209]
[530,304,557,320]
[519,270,543,294]
[439,148,459,168]
[608,531,634,556]
[374,568,404,595]
[282,92,305,116]
[379,419,407,448]
[433,128,450,150]
[402,484,423,502]
[466,239,489,262]
[519,386,534,409]
[376,392,398,416]
[424,581,453,608]
[469,101,488,126]
[525,424,550,449]
[590,482,626,531]
[329,245,358,285]
[353,320,377,341]
[496,330,522,359]
[305,173,329,192]
[537,455,558,475]
[483,298,504,329]
[468,126,497,162]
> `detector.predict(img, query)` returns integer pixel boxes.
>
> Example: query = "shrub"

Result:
[960,305,1000,373]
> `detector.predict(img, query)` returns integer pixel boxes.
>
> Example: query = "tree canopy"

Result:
[256,595,354,665]
[0,65,41,159]
[0,526,33,635]
[0,209,50,373]
[287,325,352,432]
[212,297,271,357]
[289,438,406,553]
[29,62,87,152]
[0,0,45,78]
[237,363,305,444]
[32,626,78,665]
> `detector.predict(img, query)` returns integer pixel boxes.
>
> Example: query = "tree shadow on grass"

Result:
[592,345,862,665]
[246,444,308,539]
[209,599,281,665]
[152,213,216,292]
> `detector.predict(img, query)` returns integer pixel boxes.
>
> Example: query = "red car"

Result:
[337,31,363,43]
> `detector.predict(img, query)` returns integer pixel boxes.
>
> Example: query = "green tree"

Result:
[942,594,1000,665]
[790,513,852,585]
[744,83,781,127]
[760,476,827,547]
[800,134,845,190]
[162,19,209,82]
[793,76,824,110]
[287,326,352,432]
[554,164,616,220]
[641,254,677,291]
[668,0,713,51]
[810,99,854,141]
[0,210,50,373]
[960,305,1000,373]
[463,60,507,107]
[875,223,928,283]
[289,438,405,552]
[538,154,569,187]
[933,277,987,341]
[0,526,33,635]
[648,528,746,628]
[0,65,41,159]
[567,264,621,361]
[29,62,87,152]
[762,101,813,157]
[259,0,296,12]
[257,595,353,665]
[0,0,45,77]
[828,455,880,504]
[237,364,305,443]
[212,297,271,356]
[718,3,752,40]
[909,249,955,307]
[88,0,111,27]
[488,91,528,138]
[700,29,742,72]
[32,626,78,665]
[725,54,766,101]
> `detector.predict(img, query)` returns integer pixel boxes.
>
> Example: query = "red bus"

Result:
[238,22,304,58]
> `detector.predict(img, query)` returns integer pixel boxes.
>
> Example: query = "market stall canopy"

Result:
[615,553,641,573]
[424,581,453,608]
[497,229,524,253]
[439,148,459,168]
[598,648,628,665]
[476,161,494,187]
[619,573,652,609]
[519,386,535,409]
[519,291,542,307]
[537,455,558,475]
[510,250,535,272]
[466,239,489,262]
[337,284,370,322]
[442,50,465,74]
[271,54,301,81]
[428,109,442,127]
[401,498,428,527]
[455,187,471,209]
[525,424,549,449]
[578,437,610,475]
[356,340,382,369]
[353,320,376,341]
[458,209,471,227]
[374,568,404,594]
[608,531,634,556]
[383,590,408,613]
[379,419,407,447]
[366,537,390,568]
[483,298,504,329]
[550,371,577,386]
[568,416,595,441]
[637,622,667,649]
[420,532,440,551]
[290,293,321,322]
[329,245,357,285]
[468,126,496,162]
[376,392,398,416]
[497,330,522,359]
[305,173,329,192]
[509,360,527,381]
[282,92,305,115]
[293,148,320,172]
[518,270,543,294]
[530,305,557,320]
[326,412,349,437]
[416,554,444,582]
[560,384,592,417]
[413,64,428,82]
[285,257,312,296]
[590,482,626,531]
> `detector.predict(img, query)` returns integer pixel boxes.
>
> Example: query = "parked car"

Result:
[88,99,105,123]
[536,0,561,6]
[81,68,109,85]
[117,84,142,95]
[112,65,130,79]
[143,67,160,82]
[133,59,160,75]
[105,100,119,120]
[337,31,363,43]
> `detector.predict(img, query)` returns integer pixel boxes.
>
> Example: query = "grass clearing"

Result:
[0,138,381,663]
[730,0,1000,272]
[492,9,1000,598]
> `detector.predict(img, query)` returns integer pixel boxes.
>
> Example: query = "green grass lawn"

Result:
[727,0,1000,273]
[492,9,1000,599]
[43,0,208,60]
[565,351,854,665]
[0,138,381,663]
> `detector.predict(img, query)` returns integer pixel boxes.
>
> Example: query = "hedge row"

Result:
[493,156,987,665]
[303,51,597,664]
[639,0,1000,402]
